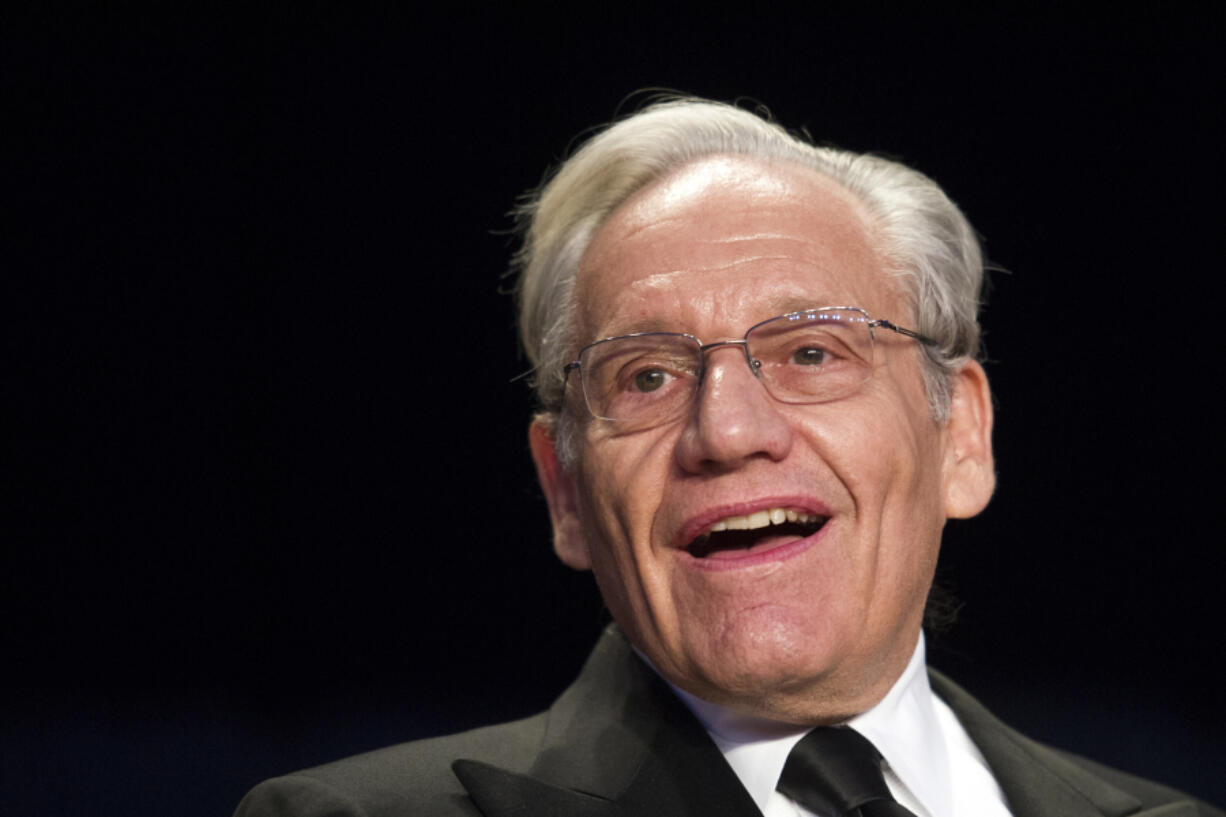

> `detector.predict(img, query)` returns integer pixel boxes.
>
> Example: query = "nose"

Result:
[674,343,794,473]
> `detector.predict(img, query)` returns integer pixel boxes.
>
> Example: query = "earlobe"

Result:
[943,361,996,519]
[529,418,592,570]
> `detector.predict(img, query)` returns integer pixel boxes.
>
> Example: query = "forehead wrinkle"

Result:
[613,215,840,248]
[622,254,801,288]
[709,233,812,245]
[607,222,875,279]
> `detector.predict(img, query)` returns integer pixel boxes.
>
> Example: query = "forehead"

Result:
[576,156,898,341]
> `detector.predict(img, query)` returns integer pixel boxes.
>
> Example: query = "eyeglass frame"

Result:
[560,306,939,423]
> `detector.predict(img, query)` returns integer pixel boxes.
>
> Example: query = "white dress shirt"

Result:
[666,634,1014,817]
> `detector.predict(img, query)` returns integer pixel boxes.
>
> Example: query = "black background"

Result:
[5,6,1224,815]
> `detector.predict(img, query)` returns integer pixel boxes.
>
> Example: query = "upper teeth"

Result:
[709,508,822,532]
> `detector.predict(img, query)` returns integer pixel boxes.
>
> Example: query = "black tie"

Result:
[777,727,917,817]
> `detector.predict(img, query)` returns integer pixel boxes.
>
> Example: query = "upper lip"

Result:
[673,496,832,550]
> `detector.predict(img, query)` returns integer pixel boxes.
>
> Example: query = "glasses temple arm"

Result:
[872,319,940,348]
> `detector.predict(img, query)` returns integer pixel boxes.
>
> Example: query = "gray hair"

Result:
[514,98,985,460]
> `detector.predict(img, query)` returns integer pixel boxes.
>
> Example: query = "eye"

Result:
[633,368,668,392]
[791,346,828,366]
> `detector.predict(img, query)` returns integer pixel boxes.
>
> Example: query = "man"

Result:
[236,98,1220,816]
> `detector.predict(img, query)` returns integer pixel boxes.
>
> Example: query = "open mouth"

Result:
[686,508,827,559]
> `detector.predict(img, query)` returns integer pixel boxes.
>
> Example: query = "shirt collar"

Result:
[664,633,952,817]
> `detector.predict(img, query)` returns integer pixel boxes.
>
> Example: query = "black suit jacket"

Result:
[235,626,1221,817]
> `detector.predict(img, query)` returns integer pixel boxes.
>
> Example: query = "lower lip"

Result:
[678,523,828,572]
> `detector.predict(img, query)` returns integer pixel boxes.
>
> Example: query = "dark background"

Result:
[5,6,1223,815]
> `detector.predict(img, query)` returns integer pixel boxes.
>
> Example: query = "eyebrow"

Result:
[602,318,686,337]
[772,296,838,317]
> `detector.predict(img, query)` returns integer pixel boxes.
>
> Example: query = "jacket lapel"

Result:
[453,626,763,817]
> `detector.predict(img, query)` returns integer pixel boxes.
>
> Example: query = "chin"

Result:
[682,613,851,709]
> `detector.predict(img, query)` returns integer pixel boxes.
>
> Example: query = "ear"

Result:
[942,360,996,519]
[529,418,592,570]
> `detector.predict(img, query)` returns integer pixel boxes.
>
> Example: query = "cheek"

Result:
[850,399,947,581]
[576,429,677,555]
[807,404,945,641]
[573,433,682,647]
[803,384,946,531]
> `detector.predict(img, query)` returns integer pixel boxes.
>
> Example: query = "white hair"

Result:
[514,98,985,461]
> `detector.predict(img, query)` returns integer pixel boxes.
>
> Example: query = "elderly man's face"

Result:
[531,156,993,724]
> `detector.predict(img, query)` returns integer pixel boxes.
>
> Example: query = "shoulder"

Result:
[232,628,649,817]
[233,713,549,817]
[929,668,1224,816]
[1053,749,1226,817]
